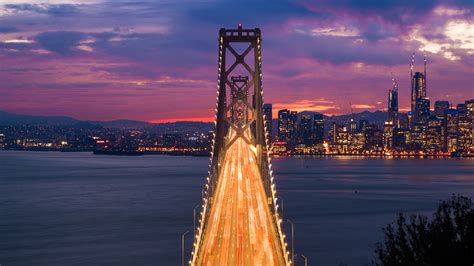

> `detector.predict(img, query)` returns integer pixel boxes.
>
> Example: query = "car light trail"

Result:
[195,132,285,265]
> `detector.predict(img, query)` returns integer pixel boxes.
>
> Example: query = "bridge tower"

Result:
[190,25,291,265]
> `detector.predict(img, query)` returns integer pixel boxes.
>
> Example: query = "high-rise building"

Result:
[289,111,298,146]
[411,121,426,150]
[457,103,471,153]
[399,113,409,129]
[393,129,410,151]
[0,132,5,150]
[298,115,312,146]
[330,122,338,145]
[312,113,324,145]
[411,72,426,113]
[425,116,443,153]
[263,103,272,140]
[349,119,357,133]
[434,101,450,119]
[408,111,415,130]
[415,97,430,120]
[277,109,297,147]
[465,99,474,155]
[351,132,365,153]
[388,81,399,127]
[335,127,351,154]
[383,121,394,151]
[364,125,383,152]
[278,109,290,142]
[445,109,458,153]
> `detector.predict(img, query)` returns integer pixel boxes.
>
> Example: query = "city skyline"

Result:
[0,0,473,122]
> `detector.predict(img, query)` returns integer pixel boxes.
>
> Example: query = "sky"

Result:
[0,0,473,122]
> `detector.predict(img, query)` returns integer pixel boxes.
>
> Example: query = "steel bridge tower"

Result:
[189,26,291,265]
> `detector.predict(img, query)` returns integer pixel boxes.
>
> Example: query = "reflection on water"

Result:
[0,151,473,265]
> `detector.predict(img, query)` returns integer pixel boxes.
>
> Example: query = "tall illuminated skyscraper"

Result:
[410,52,428,116]
[277,109,297,147]
[445,109,459,153]
[412,72,426,113]
[388,78,399,128]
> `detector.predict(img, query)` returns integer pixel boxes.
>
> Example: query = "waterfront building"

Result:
[446,109,459,153]
[312,113,325,145]
[383,121,394,151]
[298,115,312,146]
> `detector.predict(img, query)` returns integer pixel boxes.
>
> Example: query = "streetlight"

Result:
[193,204,200,236]
[287,219,294,265]
[182,230,190,266]
[301,254,308,266]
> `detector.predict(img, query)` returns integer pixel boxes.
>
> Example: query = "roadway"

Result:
[195,132,285,265]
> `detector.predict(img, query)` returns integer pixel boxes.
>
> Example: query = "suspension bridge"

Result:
[188,25,292,266]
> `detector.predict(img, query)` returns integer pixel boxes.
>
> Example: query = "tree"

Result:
[375,194,474,265]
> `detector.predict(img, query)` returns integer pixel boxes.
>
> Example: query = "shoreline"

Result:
[1,149,472,159]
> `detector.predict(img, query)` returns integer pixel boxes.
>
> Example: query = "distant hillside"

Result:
[93,120,152,129]
[1,110,387,134]
[0,110,212,133]
[324,110,388,128]
[0,111,80,125]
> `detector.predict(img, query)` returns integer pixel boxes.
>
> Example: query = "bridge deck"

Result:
[195,136,285,265]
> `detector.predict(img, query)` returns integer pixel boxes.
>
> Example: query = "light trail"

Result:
[195,130,285,265]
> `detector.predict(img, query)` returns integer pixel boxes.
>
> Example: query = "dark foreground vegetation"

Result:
[375,194,474,265]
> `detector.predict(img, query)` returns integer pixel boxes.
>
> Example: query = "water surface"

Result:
[1,151,473,265]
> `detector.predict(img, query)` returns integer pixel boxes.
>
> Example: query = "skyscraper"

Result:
[298,115,312,146]
[388,78,399,128]
[263,103,272,140]
[411,72,426,113]
[415,97,430,120]
[277,109,297,147]
[465,99,474,155]
[330,122,338,145]
[457,103,471,153]
[425,116,443,153]
[313,113,324,144]
[445,109,458,153]
[289,111,298,146]
[349,119,357,133]
[383,121,394,151]
[278,109,290,142]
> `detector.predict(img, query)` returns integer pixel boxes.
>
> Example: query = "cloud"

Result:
[4,3,78,16]
[35,31,86,55]
[0,26,18,33]
[352,104,376,109]
[0,0,473,121]
[273,99,340,113]
[2,39,33,43]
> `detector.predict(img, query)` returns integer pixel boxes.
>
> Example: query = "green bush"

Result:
[375,194,474,266]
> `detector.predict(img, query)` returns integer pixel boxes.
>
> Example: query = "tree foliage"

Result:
[375,194,474,265]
